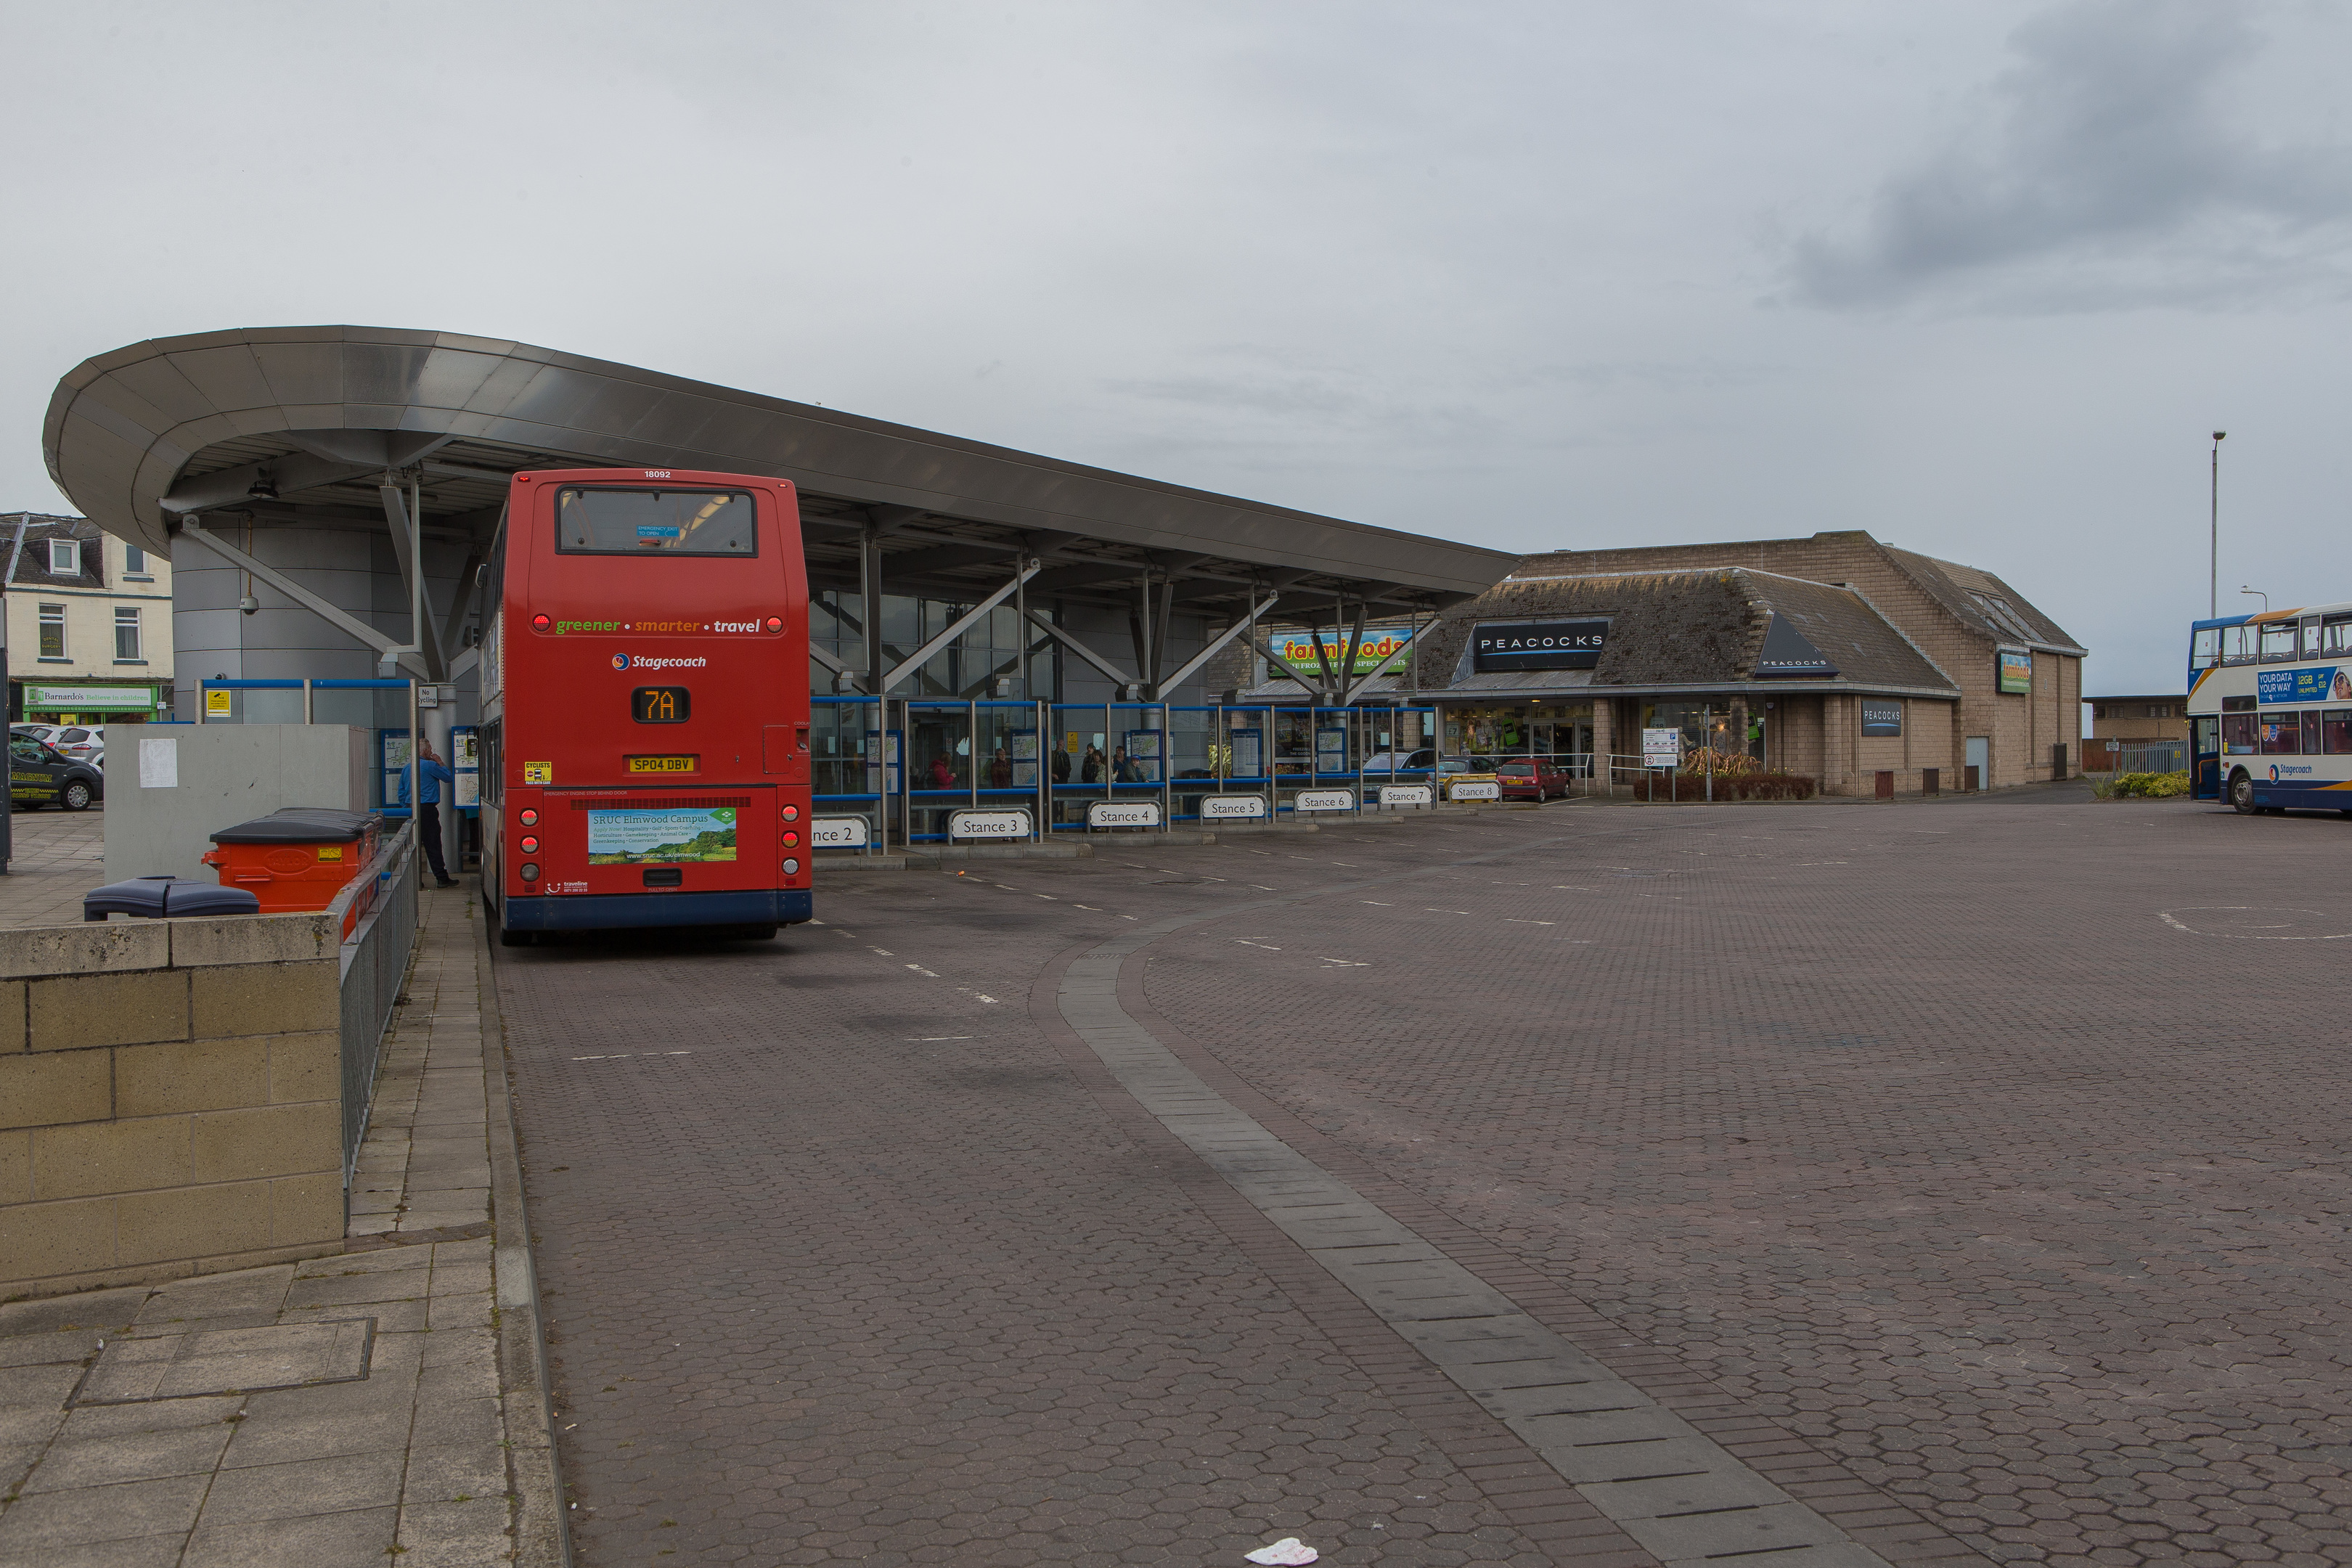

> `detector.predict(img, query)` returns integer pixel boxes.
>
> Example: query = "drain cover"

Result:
[73,1318,375,1405]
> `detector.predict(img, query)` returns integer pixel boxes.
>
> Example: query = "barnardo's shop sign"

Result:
[1860,701,1903,738]
[1996,649,2033,694]
[1471,619,1608,673]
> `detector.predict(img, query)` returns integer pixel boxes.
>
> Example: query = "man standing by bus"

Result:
[399,737,460,889]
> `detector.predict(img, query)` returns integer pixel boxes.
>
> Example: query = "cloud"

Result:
[1788,0,2352,309]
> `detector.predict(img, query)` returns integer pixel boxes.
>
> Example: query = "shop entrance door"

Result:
[1965,735,1989,791]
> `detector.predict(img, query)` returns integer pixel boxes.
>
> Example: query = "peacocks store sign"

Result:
[1471,619,1609,673]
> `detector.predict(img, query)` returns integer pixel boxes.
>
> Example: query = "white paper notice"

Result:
[138,737,179,789]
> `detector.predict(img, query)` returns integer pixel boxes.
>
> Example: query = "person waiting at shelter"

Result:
[989,747,1012,788]
[397,738,460,889]
[1081,745,1105,783]
[1111,745,1134,783]
[928,753,957,791]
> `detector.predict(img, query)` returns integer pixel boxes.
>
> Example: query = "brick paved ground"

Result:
[0,804,105,928]
[497,793,2352,1568]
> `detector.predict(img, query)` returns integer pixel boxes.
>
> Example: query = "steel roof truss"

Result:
[878,560,1041,692]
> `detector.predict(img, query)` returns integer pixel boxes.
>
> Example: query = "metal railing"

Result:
[2084,739,2189,776]
[331,820,417,1183]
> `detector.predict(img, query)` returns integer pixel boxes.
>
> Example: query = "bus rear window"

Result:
[556,489,757,555]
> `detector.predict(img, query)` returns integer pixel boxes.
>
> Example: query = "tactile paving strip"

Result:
[1060,926,1892,1568]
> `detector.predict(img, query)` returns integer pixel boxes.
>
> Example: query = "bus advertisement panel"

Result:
[481,469,812,942]
[2186,604,2352,814]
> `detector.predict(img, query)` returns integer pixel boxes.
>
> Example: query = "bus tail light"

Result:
[520,863,540,883]
[782,857,799,875]
[531,613,550,631]
[519,809,539,826]
[782,832,798,847]
[764,616,784,632]
[520,836,539,853]
[781,804,798,820]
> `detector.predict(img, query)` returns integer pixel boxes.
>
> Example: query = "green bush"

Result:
[2106,770,2190,799]
[1631,771,1816,802]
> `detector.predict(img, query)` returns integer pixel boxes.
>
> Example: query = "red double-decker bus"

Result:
[479,468,812,944]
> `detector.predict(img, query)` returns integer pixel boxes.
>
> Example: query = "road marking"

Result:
[956,987,1002,1004]
[1424,909,1469,915]
[907,1036,973,1042]
[1035,893,1058,899]
[1250,884,1276,890]
[905,963,941,977]
[1505,918,1555,926]
[568,1052,693,1061]
[1055,930,1894,1568]
[1318,957,1368,967]
[1361,900,1391,906]
[870,947,894,955]
[1074,904,1100,910]
[1236,939,1282,951]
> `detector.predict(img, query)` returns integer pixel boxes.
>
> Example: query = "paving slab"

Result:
[0,887,563,1567]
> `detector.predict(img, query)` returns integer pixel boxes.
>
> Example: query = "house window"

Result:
[47,539,78,576]
[2092,704,2107,719]
[38,604,64,658]
[123,545,148,576]
[115,606,142,661]
[2146,703,2171,719]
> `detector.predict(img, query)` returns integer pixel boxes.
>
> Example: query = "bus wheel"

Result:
[2229,773,2258,814]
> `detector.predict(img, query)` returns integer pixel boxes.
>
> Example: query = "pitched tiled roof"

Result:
[1397,568,1956,695]
[1881,547,2084,653]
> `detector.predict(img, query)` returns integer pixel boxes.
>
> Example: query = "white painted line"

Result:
[1361,900,1391,906]
[907,1036,973,1042]
[870,947,894,955]
[1236,939,1283,951]
[1505,918,1556,926]
[905,963,941,978]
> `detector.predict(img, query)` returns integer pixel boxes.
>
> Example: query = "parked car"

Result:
[1360,748,1436,775]
[12,723,61,748]
[9,734,103,810]
[1437,755,1499,780]
[1496,757,1575,801]
[49,724,104,768]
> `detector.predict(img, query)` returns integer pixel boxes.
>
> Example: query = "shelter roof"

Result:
[44,326,1512,622]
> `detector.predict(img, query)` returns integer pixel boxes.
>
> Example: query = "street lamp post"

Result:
[2240,585,2268,616]
[2210,431,2226,621]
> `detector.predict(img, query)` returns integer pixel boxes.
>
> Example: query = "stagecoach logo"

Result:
[2270,763,2314,780]
[611,653,709,672]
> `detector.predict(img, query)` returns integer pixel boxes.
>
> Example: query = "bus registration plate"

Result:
[626,755,698,774]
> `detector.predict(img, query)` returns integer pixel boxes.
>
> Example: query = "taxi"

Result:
[9,732,104,811]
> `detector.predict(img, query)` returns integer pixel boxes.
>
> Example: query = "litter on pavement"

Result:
[1246,1540,1318,1566]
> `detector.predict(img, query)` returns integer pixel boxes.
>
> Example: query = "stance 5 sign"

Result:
[1200,794,1267,819]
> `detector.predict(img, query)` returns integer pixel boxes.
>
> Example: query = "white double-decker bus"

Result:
[2187,604,2352,812]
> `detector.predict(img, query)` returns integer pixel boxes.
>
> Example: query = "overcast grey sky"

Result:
[7,0,2351,693]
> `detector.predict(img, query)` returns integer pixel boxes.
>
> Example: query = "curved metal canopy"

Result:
[44,326,1510,619]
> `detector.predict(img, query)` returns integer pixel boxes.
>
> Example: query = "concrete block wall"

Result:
[0,912,346,1301]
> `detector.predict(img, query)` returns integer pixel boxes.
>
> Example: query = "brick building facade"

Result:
[1493,531,2084,793]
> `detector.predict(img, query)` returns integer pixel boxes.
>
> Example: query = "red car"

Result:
[1495,758,1575,801]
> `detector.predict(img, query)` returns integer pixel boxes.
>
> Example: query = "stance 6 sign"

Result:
[1086,800,1161,829]
[1293,789,1354,813]
[1199,794,1267,820]
[949,808,1031,840]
